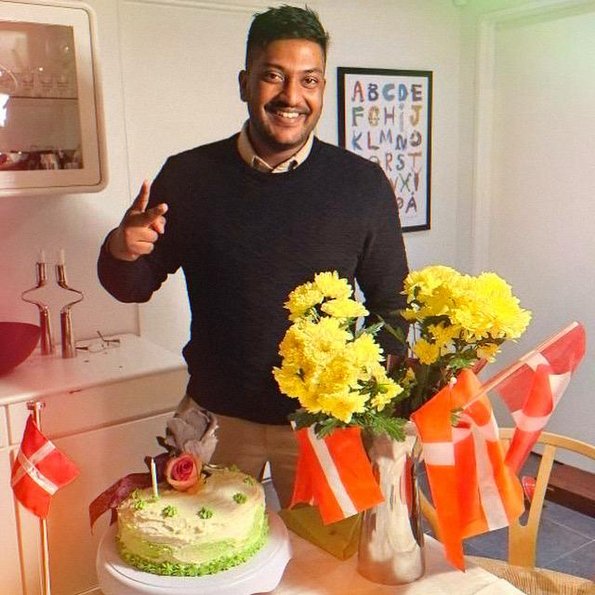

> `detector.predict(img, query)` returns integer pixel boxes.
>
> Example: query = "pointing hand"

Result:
[108,180,168,261]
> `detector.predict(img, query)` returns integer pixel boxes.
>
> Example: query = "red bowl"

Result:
[0,322,41,375]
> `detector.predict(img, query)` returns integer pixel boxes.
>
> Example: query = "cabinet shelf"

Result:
[8,95,78,101]
[0,0,107,196]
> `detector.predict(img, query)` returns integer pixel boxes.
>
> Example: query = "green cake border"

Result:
[116,517,269,577]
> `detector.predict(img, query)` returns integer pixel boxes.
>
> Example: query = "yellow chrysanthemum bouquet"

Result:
[275,266,536,561]
[274,266,532,437]
[387,265,532,418]
[273,271,406,439]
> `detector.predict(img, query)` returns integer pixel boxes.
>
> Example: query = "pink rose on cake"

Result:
[165,453,202,491]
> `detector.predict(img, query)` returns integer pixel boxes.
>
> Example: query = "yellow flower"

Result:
[350,333,384,367]
[314,271,353,300]
[450,273,531,341]
[476,343,501,362]
[401,308,421,322]
[412,338,441,365]
[317,356,361,397]
[272,364,306,400]
[369,368,403,412]
[403,265,459,301]
[321,298,368,320]
[318,389,368,424]
[474,273,531,338]
[297,388,325,415]
[285,282,324,321]
[402,266,463,322]
[301,318,351,363]
[427,323,459,350]
[403,266,531,347]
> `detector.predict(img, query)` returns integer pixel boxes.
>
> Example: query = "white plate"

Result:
[97,511,292,595]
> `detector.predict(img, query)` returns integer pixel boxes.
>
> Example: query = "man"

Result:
[98,5,408,508]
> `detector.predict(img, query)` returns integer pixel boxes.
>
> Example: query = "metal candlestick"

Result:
[56,260,84,359]
[21,258,55,355]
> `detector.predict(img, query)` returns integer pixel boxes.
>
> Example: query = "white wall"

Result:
[466,0,595,468]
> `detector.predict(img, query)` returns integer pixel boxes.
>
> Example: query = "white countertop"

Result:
[0,334,186,406]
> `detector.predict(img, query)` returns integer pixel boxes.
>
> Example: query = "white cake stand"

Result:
[96,512,292,595]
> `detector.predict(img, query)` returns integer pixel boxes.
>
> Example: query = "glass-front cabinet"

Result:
[0,1,106,196]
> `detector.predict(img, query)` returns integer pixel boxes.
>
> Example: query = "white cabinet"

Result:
[48,414,175,594]
[0,449,23,594]
[0,335,188,595]
[0,0,107,196]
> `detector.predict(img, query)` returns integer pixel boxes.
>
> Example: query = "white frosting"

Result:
[117,468,266,565]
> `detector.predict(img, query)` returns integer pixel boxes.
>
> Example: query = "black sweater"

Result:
[98,135,409,424]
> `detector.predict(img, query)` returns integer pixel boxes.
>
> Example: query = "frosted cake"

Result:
[116,467,268,576]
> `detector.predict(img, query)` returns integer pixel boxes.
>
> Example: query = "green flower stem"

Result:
[411,363,431,412]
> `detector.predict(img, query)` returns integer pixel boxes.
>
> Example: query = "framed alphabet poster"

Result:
[338,67,432,232]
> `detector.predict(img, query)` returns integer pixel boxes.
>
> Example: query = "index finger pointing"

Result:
[130,180,151,212]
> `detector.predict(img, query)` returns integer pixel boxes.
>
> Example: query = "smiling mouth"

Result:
[266,106,308,121]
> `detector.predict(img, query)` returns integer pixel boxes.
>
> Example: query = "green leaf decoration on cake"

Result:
[243,476,255,486]
[161,505,177,518]
[197,507,213,519]
[233,492,247,504]
[132,499,146,510]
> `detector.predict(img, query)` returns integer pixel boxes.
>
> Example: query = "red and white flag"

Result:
[488,322,586,473]
[11,415,80,518]
[412,369,524,570]
[290,425,384,525]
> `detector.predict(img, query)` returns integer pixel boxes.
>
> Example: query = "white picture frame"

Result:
[0,0,107,196]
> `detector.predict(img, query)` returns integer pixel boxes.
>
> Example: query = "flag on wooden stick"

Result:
[488,322,586,473]
[11,414,80,518]
[412,369,524,569]
[290,425,384,525]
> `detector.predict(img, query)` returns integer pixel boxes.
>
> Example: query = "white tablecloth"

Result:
[97,515,523,594]
[273,532,524,594]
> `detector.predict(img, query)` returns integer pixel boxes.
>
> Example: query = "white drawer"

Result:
[7,368,188,444]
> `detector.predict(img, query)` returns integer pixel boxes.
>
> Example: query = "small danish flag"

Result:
[290,425,384,525]
[412,369,524,569]
[11,415,79,518]
[490,321,586,473]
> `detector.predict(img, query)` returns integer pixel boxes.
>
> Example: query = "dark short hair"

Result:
[245,5,330,67]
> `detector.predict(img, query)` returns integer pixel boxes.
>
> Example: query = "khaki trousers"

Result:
[175,395,298,509]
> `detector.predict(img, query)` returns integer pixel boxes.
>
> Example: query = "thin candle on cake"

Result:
[150,457,159,498]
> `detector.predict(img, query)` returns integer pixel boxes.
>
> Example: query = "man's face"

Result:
[239,39,326,166]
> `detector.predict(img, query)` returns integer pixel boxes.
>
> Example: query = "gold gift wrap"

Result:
[279,505,361,560]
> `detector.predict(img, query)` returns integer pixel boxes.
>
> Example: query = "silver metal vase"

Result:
[357,424,425,585]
